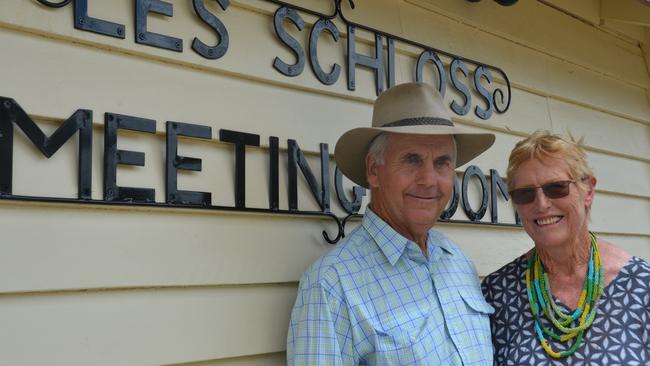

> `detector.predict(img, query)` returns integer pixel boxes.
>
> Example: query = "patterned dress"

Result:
[482,255,650,366]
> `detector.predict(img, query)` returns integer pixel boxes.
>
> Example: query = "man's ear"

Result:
[366,154,380,188]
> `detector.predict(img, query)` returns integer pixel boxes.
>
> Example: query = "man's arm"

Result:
[287,282,353,365]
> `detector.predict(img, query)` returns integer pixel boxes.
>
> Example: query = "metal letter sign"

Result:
[192,0,230,59]
[167,122,213,205]
[0,98,519,244]
[35,0,512,116]
[0,97,92,200]
[13,0,517,244]
[74,0,126,39]
[104,113,156,202]
[135,0,183,52]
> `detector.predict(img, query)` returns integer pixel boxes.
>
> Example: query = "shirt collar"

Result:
[362,208,454,266]
[425,227,455,258]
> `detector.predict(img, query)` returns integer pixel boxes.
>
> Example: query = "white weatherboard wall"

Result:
[0,0,648,365]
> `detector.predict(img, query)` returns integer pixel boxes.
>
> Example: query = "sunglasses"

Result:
[509,180,576,205]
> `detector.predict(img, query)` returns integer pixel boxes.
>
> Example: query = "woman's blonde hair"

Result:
[507,130,593,192]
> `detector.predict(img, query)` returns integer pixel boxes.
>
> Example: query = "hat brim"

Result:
[334,125,495,188]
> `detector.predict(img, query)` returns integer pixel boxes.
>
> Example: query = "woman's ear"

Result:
[584,175,597,209]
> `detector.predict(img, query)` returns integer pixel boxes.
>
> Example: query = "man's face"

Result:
[366,133,455,241]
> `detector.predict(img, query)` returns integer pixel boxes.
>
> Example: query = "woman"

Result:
[482,130,650,365]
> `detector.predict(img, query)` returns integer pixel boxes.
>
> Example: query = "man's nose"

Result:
[416,162,437,186]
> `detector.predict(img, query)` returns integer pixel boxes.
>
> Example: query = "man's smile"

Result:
[405,193,440,200]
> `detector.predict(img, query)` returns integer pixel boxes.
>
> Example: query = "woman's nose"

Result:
[533,187,551,209]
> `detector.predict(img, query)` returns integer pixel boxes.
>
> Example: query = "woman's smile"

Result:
[534,215,563,226]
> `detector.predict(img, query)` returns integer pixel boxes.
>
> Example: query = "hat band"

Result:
[382,116,454,128]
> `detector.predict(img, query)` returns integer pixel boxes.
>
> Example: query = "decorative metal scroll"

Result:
[13,0,517,244]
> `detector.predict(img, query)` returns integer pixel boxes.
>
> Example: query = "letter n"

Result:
[287,140,330,212]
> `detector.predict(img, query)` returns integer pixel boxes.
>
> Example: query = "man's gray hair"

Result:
[367,133,391,165]
[367,132,458,165]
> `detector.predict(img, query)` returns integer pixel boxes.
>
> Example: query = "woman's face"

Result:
[510,157,595,250]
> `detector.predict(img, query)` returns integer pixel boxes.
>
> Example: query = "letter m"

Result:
[0,97,92,199]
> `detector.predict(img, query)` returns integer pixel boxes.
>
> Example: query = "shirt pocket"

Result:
[375,311,433,343]
[372,313,435,365]
[452,287,494,363]
[458,286,494,315]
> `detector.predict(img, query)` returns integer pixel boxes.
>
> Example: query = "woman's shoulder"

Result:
[597,239,650,288]
[624,255,650,278]
[599,239,630,266]
[603,255,650,314]
[601,239,650,299]
[597,240,630,287]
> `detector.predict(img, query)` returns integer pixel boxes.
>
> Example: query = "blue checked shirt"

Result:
[287,209,494,365]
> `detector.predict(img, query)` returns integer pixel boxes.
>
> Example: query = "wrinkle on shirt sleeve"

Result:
[287,273,357,365]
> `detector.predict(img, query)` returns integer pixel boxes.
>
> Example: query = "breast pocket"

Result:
[451,287,494,364]
[459,287,494,315]
[372,313,435,365]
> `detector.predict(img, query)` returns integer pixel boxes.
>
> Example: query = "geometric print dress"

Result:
[482,255,650,366]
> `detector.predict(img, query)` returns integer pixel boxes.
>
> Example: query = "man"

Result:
[287,82,495,365]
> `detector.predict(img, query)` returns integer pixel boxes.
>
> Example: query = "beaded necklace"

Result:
[525,232,604,358]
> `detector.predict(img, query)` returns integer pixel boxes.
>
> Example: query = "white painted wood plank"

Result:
[548,99,650,160]
[542,58,650,125]
[588,152,650,198]
[436,224,533,277]
[538,0,601,25]
[443,226,650,276]
[2,0,650,124]
[0,0,362,99]
[602,0,650,26]
[336,0,403,35]
[1,198,645,293]
[171,352,285,366]
[590,193,650,235]
[455,128,650,199]
[0,203,335,293]
[403,0,646,87]
[596,233,650,263]
[0,31,370,152]
[0,285,296,365]
[398,1,650,124]
[601,20,646,43]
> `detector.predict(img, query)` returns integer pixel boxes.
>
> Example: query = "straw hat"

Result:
[334,82,495,188]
